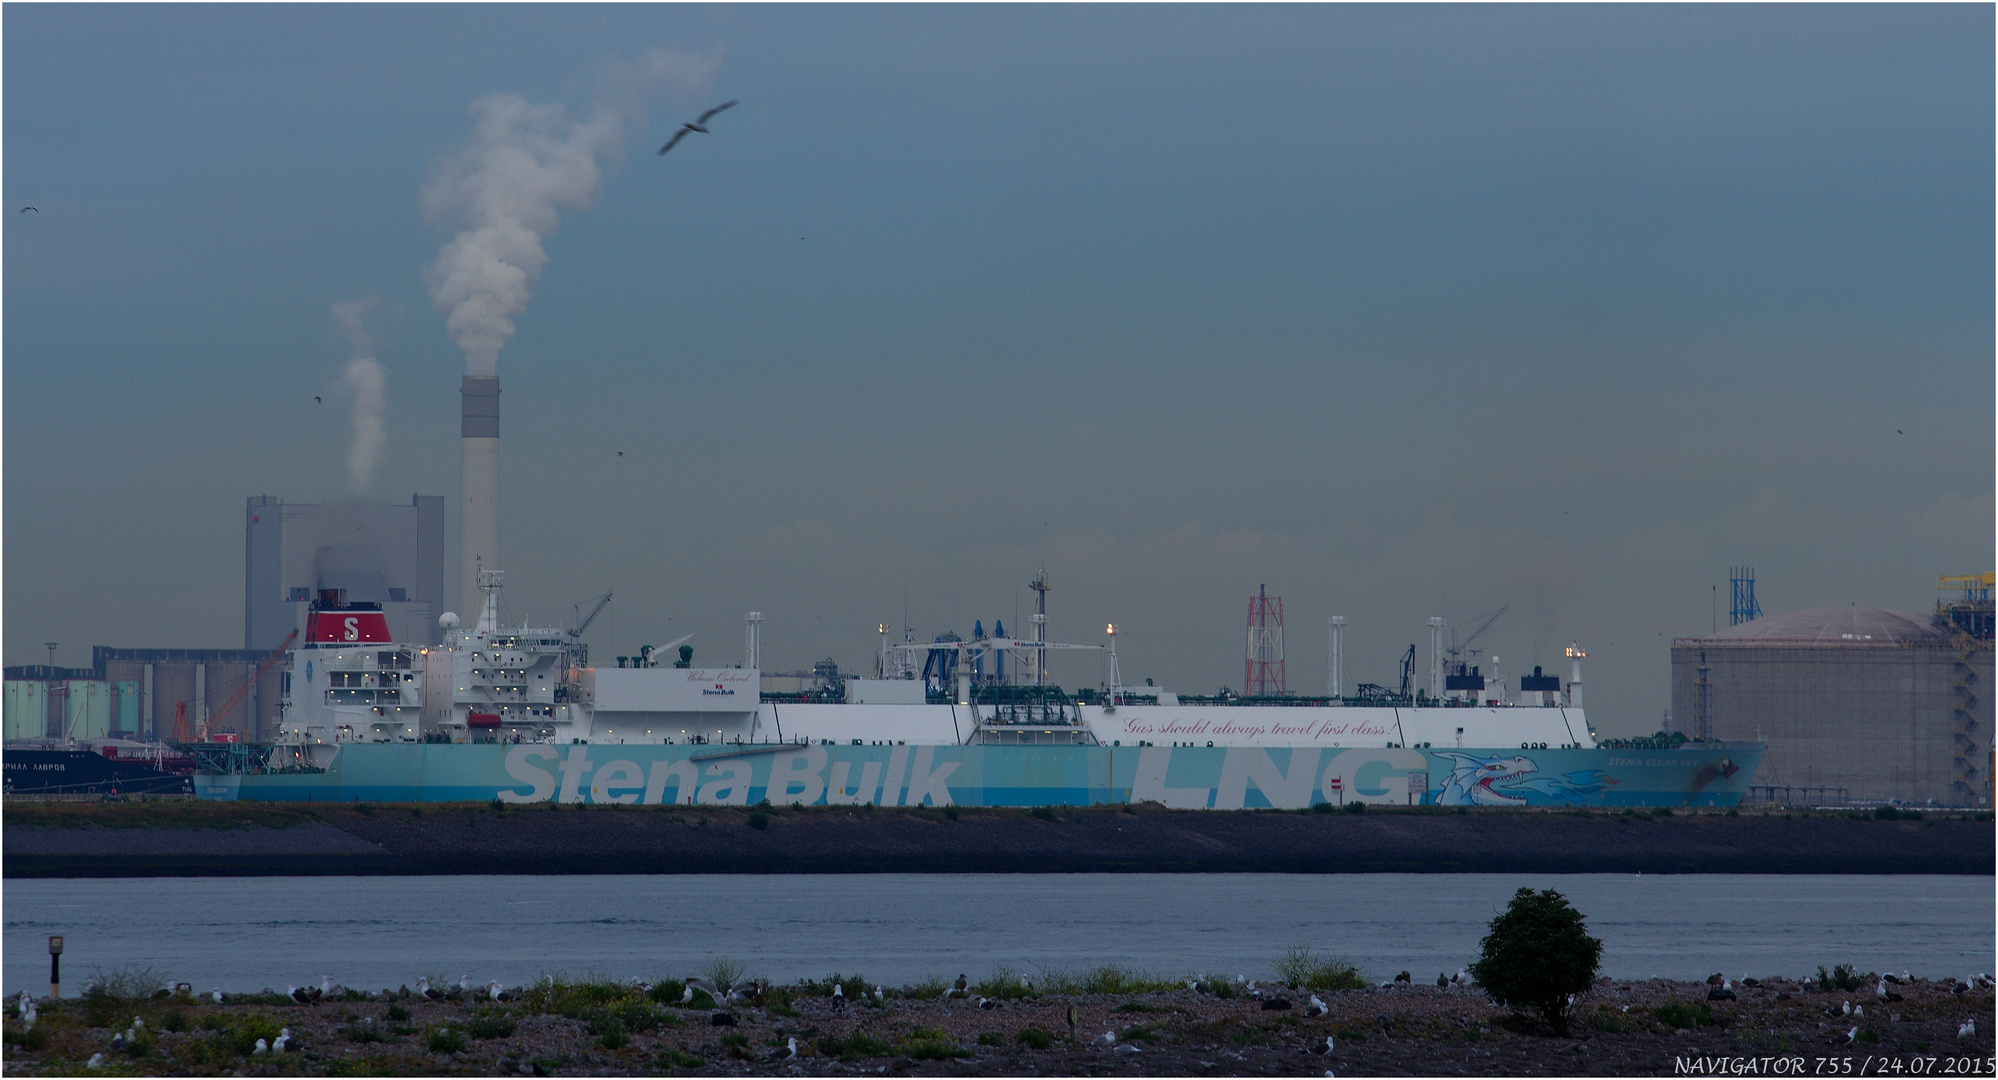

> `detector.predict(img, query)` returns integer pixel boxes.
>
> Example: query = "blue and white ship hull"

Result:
[197,738,1760,808]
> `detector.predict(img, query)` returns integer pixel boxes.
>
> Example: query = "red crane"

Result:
[193,630,297,741]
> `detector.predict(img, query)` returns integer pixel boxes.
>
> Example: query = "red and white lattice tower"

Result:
[1245,585,1285,697]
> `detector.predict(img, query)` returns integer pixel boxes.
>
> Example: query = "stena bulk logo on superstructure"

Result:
[701,684,735,697]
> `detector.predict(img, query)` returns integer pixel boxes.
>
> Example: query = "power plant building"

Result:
[244,494,446,652]
[1670,577,1994,806]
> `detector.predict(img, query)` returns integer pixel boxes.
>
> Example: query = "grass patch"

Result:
[344,1017,387,1043]
[1080,963,1179,994]
[1115,1002,1162,1013]
[517,975,637,1016]
[1016,1027,1053,1050]
[976,1032,1003,1046]
[646,978,686,1005]
[974,966,1035,1000]
[1272,946,1368,991]
[1030,805,1059,821]
[2,801,322,830]
[1817,964,1869,993]
[1117,1024,1160,1043]
[428,1025,468,1053]
[385,1002,411,1023]
[904,974,951,1000]
[658,1049,705,1070]
[799,972,871,1000]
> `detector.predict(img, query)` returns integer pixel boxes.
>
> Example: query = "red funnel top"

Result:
[307,610,392,644]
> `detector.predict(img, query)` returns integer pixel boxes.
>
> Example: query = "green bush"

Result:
[160,1009,187,1032]
[819,1032,890,1060]
[467,1012,517,1039]
[1030,805,1058,821]
[748,809,770,831]
[1655,1001,1715,1030]
[905,1039,973,1060]
[1272,945,1368,990]
[1343,800,1366,814]
[904,975,950,1000]
[647,979,687,1005]
[385,1002,411,1022]
[703,958,747,993]
[226,1017,284,1057]
[345,1018,387,1043]
[429,1025,468,1054]
[976,1032,1003,1046]
[610,1000,662,1032]
[1016,1027,1053,1050]
[9,1025,48,1052]
[1466,888,1603,1036]
[596,1018,628,1050]
[1817,965,1867,993]
[944,806,960,821]
[719,1033,749,1048]
[658,1049,705,1070]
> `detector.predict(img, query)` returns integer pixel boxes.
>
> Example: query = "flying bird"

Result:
[658,100,739,155]
[19,206,35,213]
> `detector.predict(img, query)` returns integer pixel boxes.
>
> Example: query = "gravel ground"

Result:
[4,976,1990,1077]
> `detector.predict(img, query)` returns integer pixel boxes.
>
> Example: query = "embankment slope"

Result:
[5,803,1989,877]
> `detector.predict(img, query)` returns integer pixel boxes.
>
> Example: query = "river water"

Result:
[4,874,1990,995]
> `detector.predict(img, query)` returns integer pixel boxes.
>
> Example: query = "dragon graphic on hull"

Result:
[1434,752,1538,805]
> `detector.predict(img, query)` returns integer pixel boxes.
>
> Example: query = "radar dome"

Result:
[439,611,461,630]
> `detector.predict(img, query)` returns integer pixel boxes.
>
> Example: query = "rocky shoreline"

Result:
[2,970,1991,1077]
[4,802,1991,877]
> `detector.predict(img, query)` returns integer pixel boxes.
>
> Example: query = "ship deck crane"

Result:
[1446,605,1508,673]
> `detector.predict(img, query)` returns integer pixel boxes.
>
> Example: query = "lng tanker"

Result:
[192,574,1761,807]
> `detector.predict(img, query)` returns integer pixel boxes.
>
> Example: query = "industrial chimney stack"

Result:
[460,375,500,614]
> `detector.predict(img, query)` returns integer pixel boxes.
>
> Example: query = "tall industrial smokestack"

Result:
[460,375,500,614]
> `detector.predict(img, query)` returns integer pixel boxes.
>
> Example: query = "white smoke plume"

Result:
[333,300,388,492]
[423,48,721,376]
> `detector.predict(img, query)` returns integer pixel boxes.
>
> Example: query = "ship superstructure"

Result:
[271,591,425,768]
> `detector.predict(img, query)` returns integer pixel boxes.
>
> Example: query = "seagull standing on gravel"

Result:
[252,1038,270,1055]
[833,983,846,1009]
[86,1053,105,1069]
[1311,1035,1335,1056]
[1959,1020,1977,1039]
[1843,1027,1859,1045]
[776,1037,798,1061]
[873,986,886,1005]
[1305,994,1328,1017]
[1091,1030,1117,1046]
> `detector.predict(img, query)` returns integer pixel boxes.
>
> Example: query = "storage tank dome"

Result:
[1707,606,1946,644]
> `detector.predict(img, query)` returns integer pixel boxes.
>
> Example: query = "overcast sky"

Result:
[5,5,1991,734]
